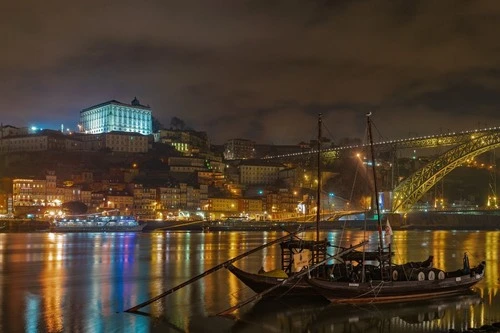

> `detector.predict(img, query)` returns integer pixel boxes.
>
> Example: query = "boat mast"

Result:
[366,113,384,250]
[316,113,322,243]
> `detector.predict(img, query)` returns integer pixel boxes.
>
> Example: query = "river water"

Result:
[0,230,498,333]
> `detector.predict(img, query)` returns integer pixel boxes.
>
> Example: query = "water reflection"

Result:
[311,293,482,333]
[0,230,498,332]
[232,293,482,333]
[40,233,65,332]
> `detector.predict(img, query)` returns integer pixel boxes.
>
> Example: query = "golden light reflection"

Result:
[392,230,408,264]
[485,231,499,301]
[41,233,65,332]
[225,232,243,311]
[0,234,4,327]
[150,232,165,316]
[432,231,448,270]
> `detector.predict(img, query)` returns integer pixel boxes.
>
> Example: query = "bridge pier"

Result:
[385,212,405,228]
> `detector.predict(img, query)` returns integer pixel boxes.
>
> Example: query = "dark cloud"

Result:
[2,1,500,144]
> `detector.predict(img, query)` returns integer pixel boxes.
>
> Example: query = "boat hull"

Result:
[307,272,484,303]
[50,225,145,232]
[227,263,322,298]
[52,215,145,232]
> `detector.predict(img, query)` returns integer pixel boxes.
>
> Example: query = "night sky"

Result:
[3,1,500,144]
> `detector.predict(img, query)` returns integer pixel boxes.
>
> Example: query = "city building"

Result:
[0,130,83,153]
[224,139,255,160]
[157,186,181,211]
[238,198,263,215]
[238,160,285,185]
[12,179,46,206]
[205,197,264,220]
[155,129,210,156]
[130,184,157,219]
[12,171,61,208]
[265,189,300,219]
[0,125,28,138]
[198,170,225,188]
[157,183,208,212]
[168,156,206,173]
[206,197,239,216]
[104,190,134,215]
[102,132,149,153]
[80,97,153,135]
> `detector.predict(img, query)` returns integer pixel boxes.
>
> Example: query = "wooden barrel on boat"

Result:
[432,268,446,280]
[414,268,445,281]
[393,266,445,281]
[391,266,405,281]
[426,268,436,280]
[392,266,410,281]
[391,266,423,281]
[422,267,446,280]
[406,268,426,281]
[392,268,399,281]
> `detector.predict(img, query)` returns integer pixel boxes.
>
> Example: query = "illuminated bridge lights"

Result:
[263,125,500,160]
[392,131,500,212]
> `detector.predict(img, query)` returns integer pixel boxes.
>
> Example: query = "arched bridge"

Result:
[259,126,500,213]
[263,127,500,161]
[392,131,500,213]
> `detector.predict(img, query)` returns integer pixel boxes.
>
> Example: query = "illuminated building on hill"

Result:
[80,97,152,135]
[224,138,255,160]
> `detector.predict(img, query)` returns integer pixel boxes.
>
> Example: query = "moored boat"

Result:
[306,252,485,303]
[51,214,145,232]
[226,238,331,297]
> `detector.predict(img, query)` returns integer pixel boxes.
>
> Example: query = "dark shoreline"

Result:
[142,218,500,232]
[2,211,500,232]
[0,219,50,232]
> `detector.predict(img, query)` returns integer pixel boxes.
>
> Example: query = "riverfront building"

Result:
[80,98,152,135]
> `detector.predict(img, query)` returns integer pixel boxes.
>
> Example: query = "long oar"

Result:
[124,227,311,313]
[216,240,368,316]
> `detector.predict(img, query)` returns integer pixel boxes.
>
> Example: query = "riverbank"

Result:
[0,219,50,232]
[2,210,500,233]
[387,211,500,230]
[143,211,500,232]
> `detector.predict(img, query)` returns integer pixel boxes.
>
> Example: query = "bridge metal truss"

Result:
[392,132,500,213]
[374,129,497,151]
[263,129,500,162]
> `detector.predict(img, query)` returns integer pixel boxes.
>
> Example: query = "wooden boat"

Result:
[305,113,486,303]
[226,238,332,297]
[306,250,485,303]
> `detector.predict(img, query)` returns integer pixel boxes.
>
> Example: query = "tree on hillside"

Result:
[62,201,88,215]
[170,117,188,130]
[152,116,164,132]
